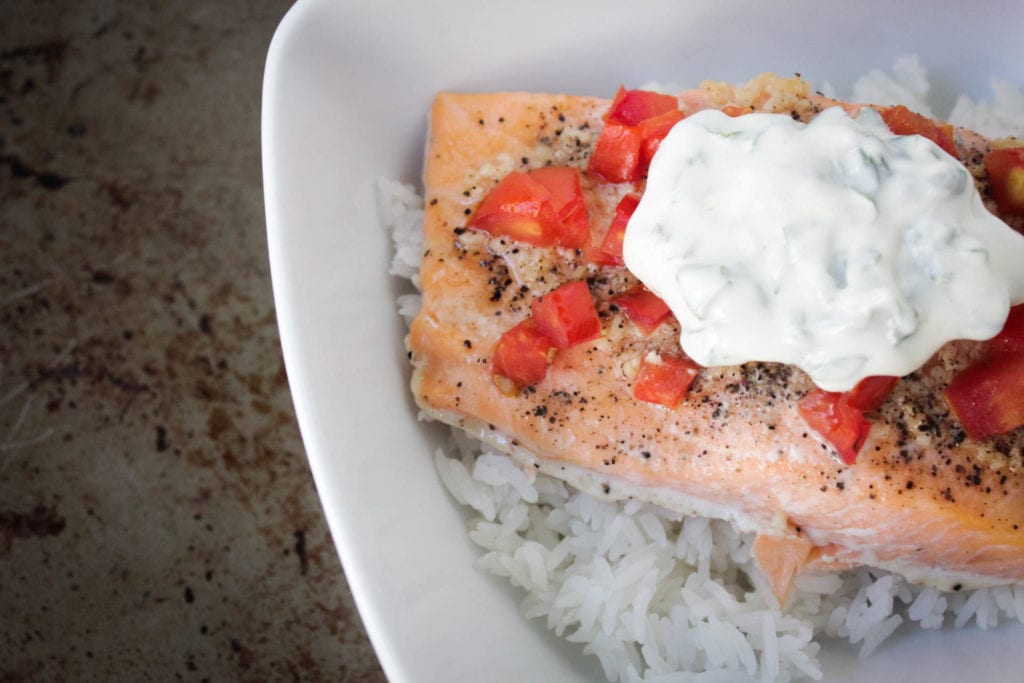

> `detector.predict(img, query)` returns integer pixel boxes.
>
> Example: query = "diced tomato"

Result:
[990,304,1024,359]
[612,288,671,335]
[880,105,957,158]
[590,88,685,184]
[943,303,1024,439]
[800,376,896,462]
[721,104,751,117]
[798,389,871,465]
[531,281,601,349]
[606,87,680,127]
[588,193,640,266]
[492,318,554,391]
[528,166,590,248]
[637,109,686,166]
[469,171,554,245]
[984,147,1024,217]
[588,121,643,184]
[469,168,590,248]
[633,353,700,408]
[844,376,899,412]
[945,354,1024,440]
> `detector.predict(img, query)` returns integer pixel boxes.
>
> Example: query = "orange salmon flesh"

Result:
[408,73,1024,602]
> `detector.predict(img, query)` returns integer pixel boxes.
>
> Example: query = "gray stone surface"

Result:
[0,2,386,679]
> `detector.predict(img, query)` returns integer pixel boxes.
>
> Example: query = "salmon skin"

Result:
[408,73,1024,601]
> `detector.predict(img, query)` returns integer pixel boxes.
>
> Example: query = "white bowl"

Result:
[262,1,1024,680]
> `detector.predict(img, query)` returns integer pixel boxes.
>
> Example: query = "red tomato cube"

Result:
[607,87,680,127]
[588,121,643,184]
[798,389,871,465]
[945,354,1024,440]
[632,353,700,408]
[491,318,554,391]
[590,88,685,184]
[880,105,957,157]
[844,376,899,412]
[469,171,556,246]
[528,166,590,249]
[984,147,1024,217]
[531,281,601,349]
[638,109,686,167]
[469,168,591,249]
[589,193,640,267]
[612,288,672,335]
[990,304,1024,359]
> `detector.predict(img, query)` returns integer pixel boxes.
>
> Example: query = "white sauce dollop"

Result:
[623,106,1024,391]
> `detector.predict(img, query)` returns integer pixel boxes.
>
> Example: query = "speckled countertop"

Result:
[1,2,385,679]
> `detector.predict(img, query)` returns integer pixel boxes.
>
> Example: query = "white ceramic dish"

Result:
[262,1,1024,680]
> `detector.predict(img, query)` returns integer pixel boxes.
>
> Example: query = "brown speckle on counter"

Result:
[294,528,309,575]
[0,1,384,681]
[155,424,168,451]
[0,504,66,552]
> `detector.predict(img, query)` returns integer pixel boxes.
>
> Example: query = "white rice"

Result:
[380,59,1024,682]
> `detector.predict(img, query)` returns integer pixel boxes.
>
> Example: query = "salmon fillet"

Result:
[409,73,1024,600]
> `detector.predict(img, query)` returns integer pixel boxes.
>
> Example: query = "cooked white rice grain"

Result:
[950,79,1024,138]
[851,55,935,117]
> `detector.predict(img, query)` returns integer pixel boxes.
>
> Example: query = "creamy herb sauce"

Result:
[623,106,1024,391]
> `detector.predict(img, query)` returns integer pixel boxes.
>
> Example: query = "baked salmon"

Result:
[408,73,1024,603]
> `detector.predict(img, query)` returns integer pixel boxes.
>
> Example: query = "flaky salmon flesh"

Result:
[408,73,1024,604]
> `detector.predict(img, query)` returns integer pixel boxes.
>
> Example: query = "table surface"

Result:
[1,2,386,679]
